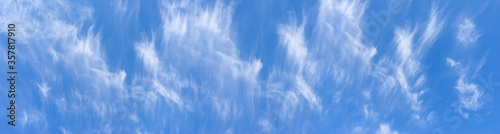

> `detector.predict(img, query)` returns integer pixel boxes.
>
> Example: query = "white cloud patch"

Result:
[376,123,399,134]
[457,18,480,44]
[55,96,67,113]
[258,119,272,132]
[362,90,371,100]
[333,91,342,103]
[446,58,460,67]
[37,82,51,98]
[59,127,69,134]
[456,77,484,112]
[114,0,130,14]
[212,96,240,119]
[363,104,377,119]
[135,127,153,134]
[446,56,487,118]
[412,112,435,126]
[129,114,139,123]
[273,18,322,111]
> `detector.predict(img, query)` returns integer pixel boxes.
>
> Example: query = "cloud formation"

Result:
[457,18,480,44]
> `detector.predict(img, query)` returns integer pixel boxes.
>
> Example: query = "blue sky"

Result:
[1,0,500,133]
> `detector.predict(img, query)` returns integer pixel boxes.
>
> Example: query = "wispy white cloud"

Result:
[394,27,415,62]
[392,26,426,111]
[446,57,486,118]
[333,91,343,103]
[112,0,140,25]
[262,15,323,128]
[135,127,152,134]
[418,7,445,51]
[212,96,240,119]
[114,0,130,15]
[277,19,308,70]
[296,76,321,110]
[273,18,322,112]
[135,36,160,73]
[263,0,383,132]
[129,0,264,126]
[0,0,127,95]
[315,0,377,84]
[159,0,263,86]
[3,0,494,133]
[367,6,446,129]
[21,109,47,129]
[265,0,379,118]
[371,25,428,116]
[66,28,128,94]
[267,0,445,132]
[133,37,186,110]
[447,14,488,119]
[0,0,129,132]
[393,7,445,111]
